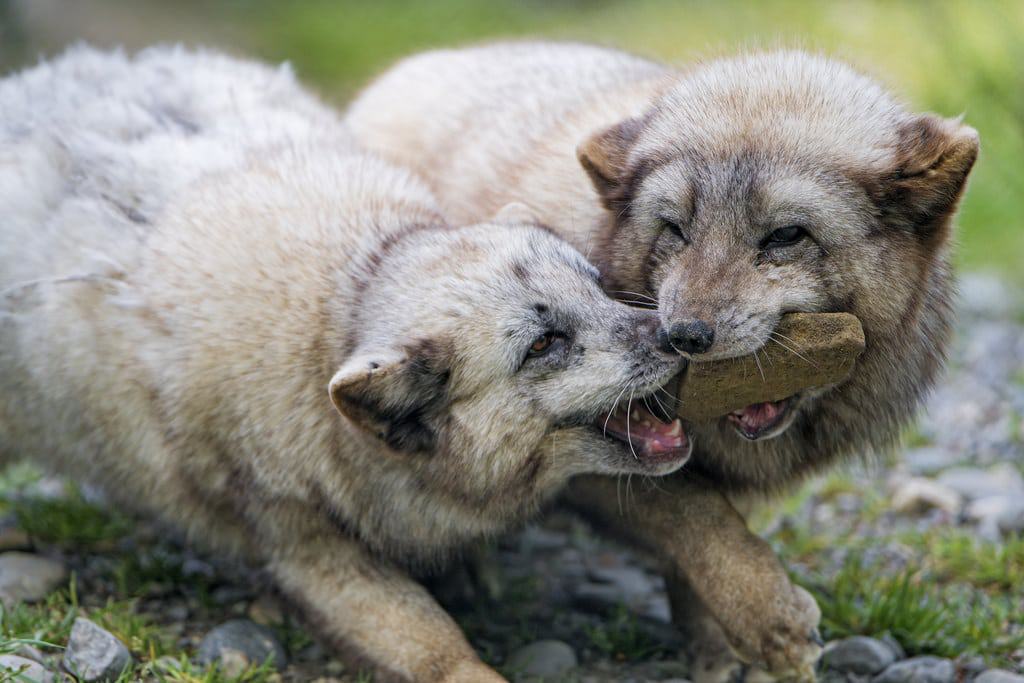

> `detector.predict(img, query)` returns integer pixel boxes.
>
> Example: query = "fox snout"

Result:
[658,319,716,355]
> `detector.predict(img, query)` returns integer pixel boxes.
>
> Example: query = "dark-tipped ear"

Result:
[577,116,647,208]
[888,114,979,235]
[328,343,449,454]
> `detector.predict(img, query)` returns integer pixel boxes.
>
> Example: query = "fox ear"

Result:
[328,342,449,454]
[887,114,979,236]
[493,202,540,225]
[577,116,647,208]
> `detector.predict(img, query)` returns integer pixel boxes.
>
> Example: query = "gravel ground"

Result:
[1,272,1021,682]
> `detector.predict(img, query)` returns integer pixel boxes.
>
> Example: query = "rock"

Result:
[966,495,1024,537]
[975,671,1024,683]
[586,565,655,599]
[891,478,962,515]
[936,465,1024,501]
[0,552,67,606]
[676,312,865,420]
[0,515,30,552]
[902,447,960,476]
[62,617,132,682]
[822,636,897,675]
[0,654,54,682]
[878,634,906,661]
[873,656,955,683]
[247,594,285,626]
[505,639,578,677]
[197,619,287,676]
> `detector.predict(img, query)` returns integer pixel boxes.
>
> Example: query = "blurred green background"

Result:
[2,0,1022,283]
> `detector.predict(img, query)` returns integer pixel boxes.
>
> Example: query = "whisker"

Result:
[603,384,630,437]
[609,290,657,303]
[769,332,816,367]
[752,349,766,382]
[625,390,639,461]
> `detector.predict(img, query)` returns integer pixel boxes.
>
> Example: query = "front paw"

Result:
[723,583,822,681]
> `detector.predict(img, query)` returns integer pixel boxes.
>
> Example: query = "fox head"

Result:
[328,205,689,547]
[577,51,977,485]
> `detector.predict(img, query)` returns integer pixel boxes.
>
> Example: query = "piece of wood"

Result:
[675,312,865,421]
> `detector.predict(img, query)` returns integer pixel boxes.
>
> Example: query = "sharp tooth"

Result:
[668,420,682,436]
[631,409,640,422]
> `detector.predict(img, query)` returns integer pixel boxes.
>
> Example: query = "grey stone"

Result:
[902,447,960,476]
[823,636,897,675]
[975,671,1024,683]
[878,634,906,661]
[936,465,1024,501]
[891,478,961,515]
[197,619,287,676]
[0,654,54,682]
[586,565,656,599]
[966,495,1024,536]
[63,617,132,682]
[0,552,67,606]
[873,657,955,683]
[506,639,577,677]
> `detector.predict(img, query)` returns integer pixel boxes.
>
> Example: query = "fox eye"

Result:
[526,331,565,359]
[762,225,806,249]
[660,217,690,244]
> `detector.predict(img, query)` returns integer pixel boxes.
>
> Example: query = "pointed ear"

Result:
[888,114,979,235]
[328,342,449,454]
[493,201,540,225]
[576,116,647,208]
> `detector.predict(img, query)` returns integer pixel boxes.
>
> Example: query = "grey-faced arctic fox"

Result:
[0,47,692,682]
[348,42,978,680]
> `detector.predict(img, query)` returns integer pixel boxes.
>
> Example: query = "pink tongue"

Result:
[601,404,688,456]
[732,401,784,431]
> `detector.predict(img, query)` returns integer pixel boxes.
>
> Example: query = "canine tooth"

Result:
[668,420,682,436]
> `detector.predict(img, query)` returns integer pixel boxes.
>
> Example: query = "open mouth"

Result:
[726,396,796,440]
[598,402,691,466]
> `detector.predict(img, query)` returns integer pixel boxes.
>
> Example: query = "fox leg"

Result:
[565,473,821,681]
[268,533,505,683]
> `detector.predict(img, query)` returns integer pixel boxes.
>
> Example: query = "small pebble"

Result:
[63,617,132,682]
[975,672,1024,683]
[873,656,955,683]
[506,639,578,677]
[0,654,54,682]
[0,552,67,606]
[936,465,1024,501]
[891,478,962,515]
[822,636,896,675]
[247,594,285,625]
[197,619,287,676]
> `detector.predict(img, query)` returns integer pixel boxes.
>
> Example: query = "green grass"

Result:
[8,485,131,548]
[807,554,1024,666]
[582,604,665,663]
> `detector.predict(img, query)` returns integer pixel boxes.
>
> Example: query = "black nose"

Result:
[660,319,715,355]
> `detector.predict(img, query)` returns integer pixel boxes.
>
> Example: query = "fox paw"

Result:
[722,583,822,681]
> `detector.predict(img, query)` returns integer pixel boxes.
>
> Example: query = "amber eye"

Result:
[528,333,554,356]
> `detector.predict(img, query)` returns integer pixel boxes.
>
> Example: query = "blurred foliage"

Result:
[2,0,1021,279]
